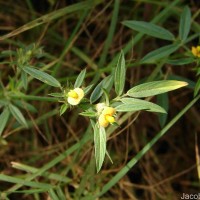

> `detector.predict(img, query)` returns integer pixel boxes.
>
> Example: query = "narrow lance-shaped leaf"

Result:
[166,58,195,65]
[115,103,149,113]
[94,124,106,173]
[60,104,68,116]
[9,104,28,127]
[90,75,113,103]
[157,93,169,127]
[0,107,10,136]
[21,71,28,90]
[179,6,191,42]
[141,43,180,64]
[48,93,64,98]
[83,84,94,95]
[23,66,61,88]
[79,111,96,117]
[74,68,86,88]
[122,20,175,41]
[115,50,126,96]
[119,98,166,113]
[102,88,110,106]
[127,80,188,98]
[194,78,200,97]
[13,100,37,113]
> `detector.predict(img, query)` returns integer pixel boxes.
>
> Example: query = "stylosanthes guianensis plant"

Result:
[0,45,187,173]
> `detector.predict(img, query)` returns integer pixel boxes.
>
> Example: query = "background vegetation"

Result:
[0,0,200,199]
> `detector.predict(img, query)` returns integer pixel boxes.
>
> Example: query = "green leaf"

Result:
[168,74,195,89]
[74,68,86,88]
[102,88,110,106]
[23,66,61,88]
[13,100,37,113]
[79,111,96,117]
[120,98,166,113]
[157,93,169,127]
[21,71,28,90]
[166,58,195,65]
[127,80,188,98]
[8,104,28,127]
[122,20,175,41]
[141,43,180,63]
[83,84,94,95]
[60,104,68,116]
[115,50,126,96]
[179,6,191,42]
[48,93,64,97]
[194,78,200,97]
[90,75,113,103]
[0,99,8,107]
[0,107,10,136]
[115,103,149,112]
[94,124,106,173]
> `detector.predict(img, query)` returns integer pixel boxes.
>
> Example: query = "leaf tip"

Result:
[179,81,188,87]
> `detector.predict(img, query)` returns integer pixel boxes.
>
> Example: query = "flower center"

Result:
[68,90,78,99]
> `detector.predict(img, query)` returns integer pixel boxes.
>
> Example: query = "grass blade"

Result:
[0,1,96,41]
[48,189,60,200]
[98,0,120,67]
[179,6,191,42]
[11,162,71,184]
[0,174,51,189]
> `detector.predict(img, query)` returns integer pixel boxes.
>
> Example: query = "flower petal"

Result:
[67,97,80,105]
[98,114,109,127]
[102,107,116,116]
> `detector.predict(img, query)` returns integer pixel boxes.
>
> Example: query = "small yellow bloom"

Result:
[105,115,115,123]
[192,46,200,57]
[102,107,116,116]
[98,114,109,128]
[67,88,84,105]
[98,106,116,127]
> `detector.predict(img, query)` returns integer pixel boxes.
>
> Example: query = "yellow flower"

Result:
[67,88,84,105]
[192,46,200,57]
[102,107,116,116]
[98,106,116,127]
